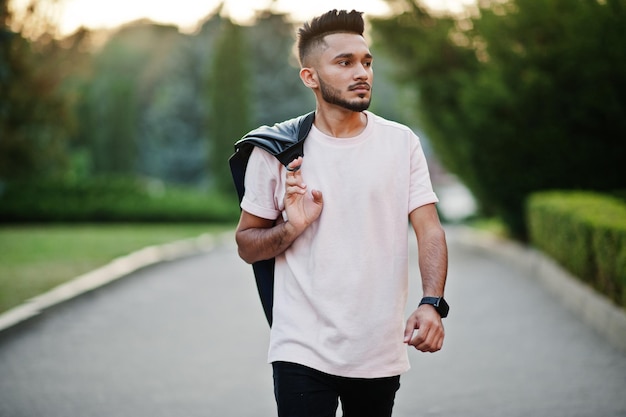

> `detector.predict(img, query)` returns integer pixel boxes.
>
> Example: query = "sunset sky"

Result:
[10,0,475,36]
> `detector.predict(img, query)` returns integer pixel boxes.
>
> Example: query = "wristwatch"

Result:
[419,297,449,318]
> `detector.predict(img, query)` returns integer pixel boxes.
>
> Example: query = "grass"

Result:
[0,223,234,314]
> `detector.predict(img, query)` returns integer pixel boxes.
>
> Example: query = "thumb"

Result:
[404,316,418,343]
[311,190,323,205]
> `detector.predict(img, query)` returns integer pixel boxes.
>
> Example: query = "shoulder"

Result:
[249,145,280,166]
[367,111,417,137]
[235,112,314,164]
[242,112,314,144]
[366,112,421,148]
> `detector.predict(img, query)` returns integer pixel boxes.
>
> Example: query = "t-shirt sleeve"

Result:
[241,146,283,220]
[408,133,439,213]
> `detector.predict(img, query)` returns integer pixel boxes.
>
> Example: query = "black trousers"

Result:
[272,361,401,417]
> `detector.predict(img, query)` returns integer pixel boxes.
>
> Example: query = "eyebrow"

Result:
[333,52,374,60]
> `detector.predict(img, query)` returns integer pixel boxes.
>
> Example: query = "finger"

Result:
[285,184,306,195]
[415,338,435,352]
[285,169,306,190]
[285,172,304,185]
[415,325,444,352]
[286,157,303,173]
[410,317,434,346]
[411,326,430,349]
[311,190,323,204]
[418,337,443,353]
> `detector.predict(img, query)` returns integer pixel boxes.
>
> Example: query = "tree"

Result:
[206,18,253,193]
[137,43,208,185]
[372,0,626,237]
[133,26,207,185]
[76,22,193,178]
[245,11,313,126]
[0,0,72,181]
[79,33,141,175]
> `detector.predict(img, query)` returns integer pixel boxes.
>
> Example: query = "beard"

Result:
[318,75,371,112]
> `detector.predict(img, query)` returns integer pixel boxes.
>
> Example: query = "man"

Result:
[233,9,448,417]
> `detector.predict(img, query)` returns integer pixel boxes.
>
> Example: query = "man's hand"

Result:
[235,157,323,264]
[404,304,445,352]
[283,157,323,235]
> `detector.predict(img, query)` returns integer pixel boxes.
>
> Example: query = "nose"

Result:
[354,63,370,80]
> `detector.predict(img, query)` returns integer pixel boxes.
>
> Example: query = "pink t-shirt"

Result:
[241,111,438,378]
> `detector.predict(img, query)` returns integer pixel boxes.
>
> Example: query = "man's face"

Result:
[312,33,374,112]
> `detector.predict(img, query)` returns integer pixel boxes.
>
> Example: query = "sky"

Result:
[11,0,476,36]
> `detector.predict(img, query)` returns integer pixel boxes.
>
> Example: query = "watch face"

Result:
[437,298,450,318]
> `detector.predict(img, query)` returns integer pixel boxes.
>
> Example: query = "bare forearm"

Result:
[406,205,448,352]
[418,226,448,296]
[236,221,301,264]
[236,156,323,264]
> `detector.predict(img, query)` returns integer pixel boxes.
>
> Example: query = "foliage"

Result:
[527,191,626,307]
[206,18,253,193]
[0,0,72,181]
[137,50,207,184]
[371,0,626,238]
[2,5,424,206]
[65,11,311,190]
[75,23,184,177]
[0,177,240,223]
[246,11,314,127]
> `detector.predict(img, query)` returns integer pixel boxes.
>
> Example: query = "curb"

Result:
[448,225,626,354]
[0,232,229,332]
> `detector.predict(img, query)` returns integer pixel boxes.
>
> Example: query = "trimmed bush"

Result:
[527,191,626,307]
[0,177,240,224]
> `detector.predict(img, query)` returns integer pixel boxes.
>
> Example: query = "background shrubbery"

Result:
[527,191,626,308]
[372,0,626,238]
[0,177,240,223]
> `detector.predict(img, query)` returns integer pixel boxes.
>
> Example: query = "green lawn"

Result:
[0,223,234,314]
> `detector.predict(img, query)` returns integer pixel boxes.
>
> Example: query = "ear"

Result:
[300,67,318,89]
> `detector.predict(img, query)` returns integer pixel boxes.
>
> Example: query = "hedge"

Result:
[0,177,241,224]
[526,191,626,308]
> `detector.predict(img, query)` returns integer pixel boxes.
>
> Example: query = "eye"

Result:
[338,60,350,66]
[364,60,373,68]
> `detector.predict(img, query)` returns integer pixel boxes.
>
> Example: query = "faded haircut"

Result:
[297,9,365,66]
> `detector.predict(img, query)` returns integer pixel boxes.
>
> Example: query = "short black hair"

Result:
[297,9,364,66]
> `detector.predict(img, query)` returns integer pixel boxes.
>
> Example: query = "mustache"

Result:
[348,82,371,91]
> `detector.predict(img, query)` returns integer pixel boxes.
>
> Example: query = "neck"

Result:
[313,106,368,138]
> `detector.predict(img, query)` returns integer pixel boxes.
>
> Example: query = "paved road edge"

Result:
[0,232,230,332]
[2,226,625,355]
[448,225,626,354]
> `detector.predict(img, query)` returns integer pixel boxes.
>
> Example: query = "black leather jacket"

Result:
[229,112,314,201]
[228,112,315,326]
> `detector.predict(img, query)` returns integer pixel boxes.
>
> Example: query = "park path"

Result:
[0,229,625,417]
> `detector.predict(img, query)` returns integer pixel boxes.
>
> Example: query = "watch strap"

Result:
[419,296,449,318]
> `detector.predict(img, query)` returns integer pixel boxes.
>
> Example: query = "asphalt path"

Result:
[1,231,625,417]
